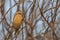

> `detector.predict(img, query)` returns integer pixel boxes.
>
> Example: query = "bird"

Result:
[13,11,23,30]
[8,11,23,39]
[12,11,23,38]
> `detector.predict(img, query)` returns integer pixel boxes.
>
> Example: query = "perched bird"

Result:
[13,11,23,30]
[8,11,23,39]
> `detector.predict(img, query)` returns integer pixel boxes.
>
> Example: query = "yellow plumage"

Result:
[13,11,23,29]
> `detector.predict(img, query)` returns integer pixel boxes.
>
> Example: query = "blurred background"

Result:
[0,0,60,40]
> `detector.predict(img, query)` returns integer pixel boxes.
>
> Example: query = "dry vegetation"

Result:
[0,0,60,40]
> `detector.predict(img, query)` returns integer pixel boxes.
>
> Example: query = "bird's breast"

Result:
[13,14,22,28]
